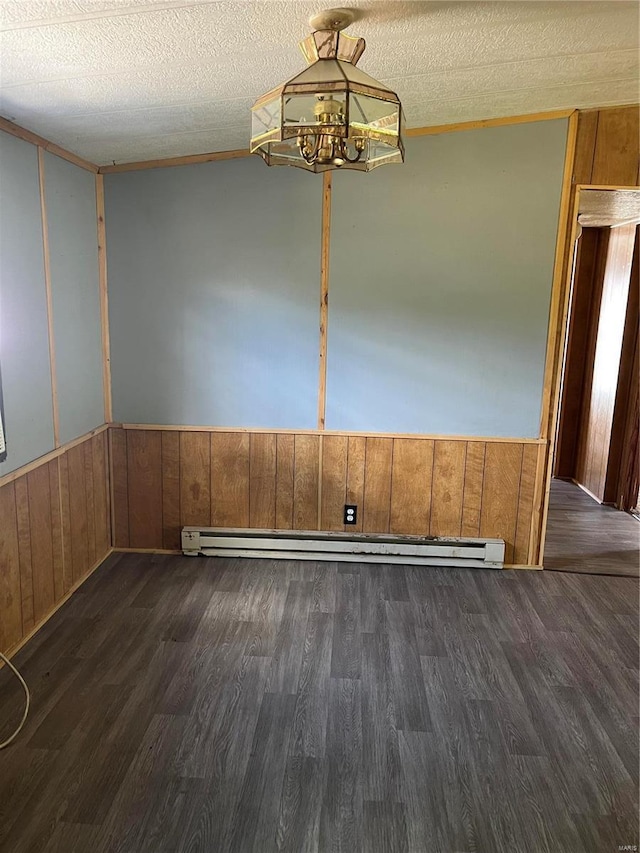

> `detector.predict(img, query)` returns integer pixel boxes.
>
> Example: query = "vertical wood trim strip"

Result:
[108,427,116,547]
[527,442,548,565]
[317,171,332,430]
[537,185,582,565]
[317,434,324,529]
[539,110,579,442]
[37,146,60,448]
[96,174,113,422]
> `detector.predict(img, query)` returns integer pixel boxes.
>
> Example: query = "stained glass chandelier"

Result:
[250,9,405,173]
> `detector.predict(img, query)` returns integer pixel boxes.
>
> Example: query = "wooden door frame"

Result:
[538,185,640,561]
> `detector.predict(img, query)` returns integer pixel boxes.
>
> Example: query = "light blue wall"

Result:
[325,119,567,437]
[105,157,321,428]
[44,152,104,444]
[0,133,54,475]
[104,119,566,438]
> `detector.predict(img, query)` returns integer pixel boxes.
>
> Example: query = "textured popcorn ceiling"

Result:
[0,0,638,165]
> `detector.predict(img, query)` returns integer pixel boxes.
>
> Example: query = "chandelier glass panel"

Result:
[250,21,405,173]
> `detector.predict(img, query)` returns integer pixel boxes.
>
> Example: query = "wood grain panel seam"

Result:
[511,444,527,562]
[476,443,487,537]
[458,442,469,537]
[107,428,116,547]
[387,439,396,534]
[16,475,34,633]
[37,146,60,448]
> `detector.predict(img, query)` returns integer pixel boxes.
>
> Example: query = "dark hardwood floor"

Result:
[545,478,640,577]
[0,553,638,853]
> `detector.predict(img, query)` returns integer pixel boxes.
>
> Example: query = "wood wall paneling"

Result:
[15,477,35,633]
[514,444,539,565]
[110,427,130,547]
[460,442,486,538]
[591,107,640,187]
[161,431,181,549]
[0,483,22,651]
[605,228,639,505]
[479,443,524,564]
[48,459,65,601]
[555,229,603,477]
[93,433,110,559]
[0,431,111,655]
[112,428,541,565]
[26,462,56,623]
[275,434,295,529]
[573,106,640,186]
[575,224,636,500]
[344,436,366,533]
[179,431,211,527]
[84,437,97,564]
[573,111,599,185]
[362,437,393,534]
[249,432,277,529]
[126,429,163,548]
[430,440,466,537]
[293,434,320,530]
[210,432,248,528]
[320,434,348,531]
[536,104,638,565]
[58,452,73,591]
[389,439,433,535]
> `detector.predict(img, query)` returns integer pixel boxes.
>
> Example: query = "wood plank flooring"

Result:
[0,553,638,853]
[545,478,639,576]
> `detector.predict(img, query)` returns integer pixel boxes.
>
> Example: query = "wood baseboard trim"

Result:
[113,547,182,555]
[571,479,608,505]
[1,548,114,660]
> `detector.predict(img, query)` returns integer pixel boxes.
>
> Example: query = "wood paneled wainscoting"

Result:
[0,428,111,655]
[111,426,546,568]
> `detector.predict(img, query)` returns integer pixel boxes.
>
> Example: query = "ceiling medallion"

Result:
[250,8,405,173]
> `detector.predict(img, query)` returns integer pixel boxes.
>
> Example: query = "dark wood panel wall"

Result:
[538,104,639,555]
[0,430,111,654]
[555,228,609,477]
[573,105,640,186]
[575,223,637,500]
[111,427,544,567]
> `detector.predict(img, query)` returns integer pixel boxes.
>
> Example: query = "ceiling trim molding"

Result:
[98,147,250,174]
[405,108,576,137]
[97,107,581,174]
[0,116,98,173]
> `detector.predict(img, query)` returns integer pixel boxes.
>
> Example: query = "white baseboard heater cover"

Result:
[181,528,505,569]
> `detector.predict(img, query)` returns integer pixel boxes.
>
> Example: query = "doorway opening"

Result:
[546,187,639,576]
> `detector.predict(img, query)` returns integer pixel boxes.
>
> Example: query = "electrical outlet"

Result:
[344,504,357,525]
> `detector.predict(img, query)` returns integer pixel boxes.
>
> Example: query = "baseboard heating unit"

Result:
[182,528,505,569]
